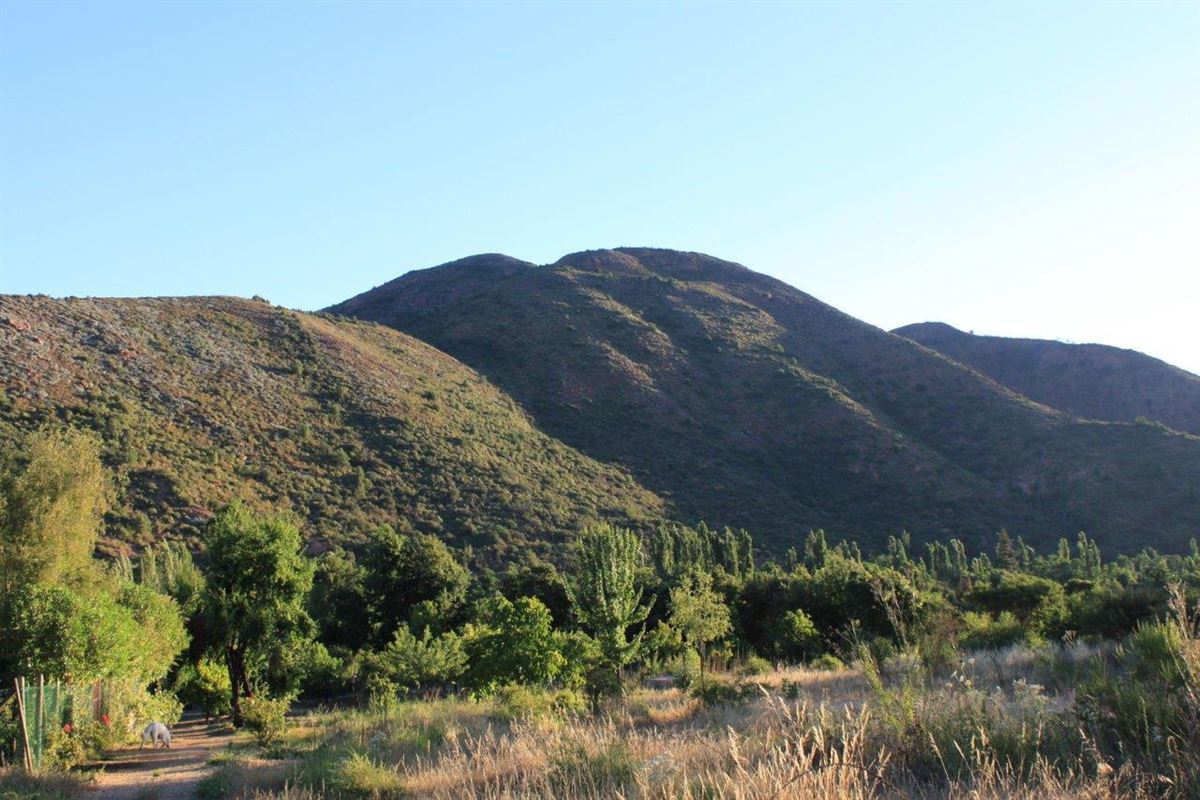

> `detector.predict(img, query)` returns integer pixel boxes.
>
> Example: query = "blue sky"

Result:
[1,1,1197,372]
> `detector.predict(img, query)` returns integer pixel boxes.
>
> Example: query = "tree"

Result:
[565,524,653,705]
[0,428,187,686]
[364,525,469,645]
[1,578,186,683]
[0,428,108,593]
[309,547,371,649]
[202,503,315,725]
[773,608,821,662]
[496,557,572,627]
[994,529,1018,572]
[666,572,731,687]
[462,595,564,694]
[382,626,466,691]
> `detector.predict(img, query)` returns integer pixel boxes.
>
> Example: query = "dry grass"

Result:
[203,664,1139,799]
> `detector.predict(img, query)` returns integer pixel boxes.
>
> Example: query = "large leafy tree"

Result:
[309,546,371,650]
[0,428,187,685]
[0,428,108,592]
[202,503,315,725]
[364,524,469,645]
[462,595,564,694]
[566,524,653,702]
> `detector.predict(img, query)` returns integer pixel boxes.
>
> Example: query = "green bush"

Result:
[43,728,87,769]
[240,694,290,746]
[737,655,772,676]
[809,653,845,671]
[1128,621,1186,686]
[691,678,745,706]
[667,649,701,688]
[333,752,403,795]
[959,611,1025,652]
[490,685,565,722]
[174,657,232,719]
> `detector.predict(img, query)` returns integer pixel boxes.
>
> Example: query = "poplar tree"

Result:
[566,524,653,704]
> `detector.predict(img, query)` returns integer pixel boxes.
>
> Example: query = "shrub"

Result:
[692,677,745,706]
[174,657,232,720]
[491,685,560,722]
[333,752,403,795]
[1128,620,1186,686]
[668,648,701,688]
[241,694,290,746]
[43,728,87,769]
[738,655,772,676]
[810,653,845,671]
[462,595,563,694]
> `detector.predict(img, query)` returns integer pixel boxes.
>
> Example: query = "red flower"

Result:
[101,714,111,727]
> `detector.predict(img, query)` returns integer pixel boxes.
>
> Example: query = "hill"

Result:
[894,322,1200,434]
[329,248,1200,555]
[0,295,665,559]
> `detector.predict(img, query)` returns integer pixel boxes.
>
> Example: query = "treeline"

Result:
[3,427,1199,762]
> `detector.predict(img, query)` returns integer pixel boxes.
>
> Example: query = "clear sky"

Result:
[1,1,1197,372]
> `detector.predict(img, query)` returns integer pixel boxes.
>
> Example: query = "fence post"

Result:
[13,677,32,772]
[36,674,44,768]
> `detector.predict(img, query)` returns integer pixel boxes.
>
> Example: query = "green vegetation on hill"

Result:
[328,248,1200,556]
[894,321,1200,434]
[6,431,1199,797]
[0,294,664,559]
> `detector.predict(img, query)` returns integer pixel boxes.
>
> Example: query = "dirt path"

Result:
[86,717,236,800]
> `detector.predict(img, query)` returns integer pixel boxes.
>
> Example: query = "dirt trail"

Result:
[87,717,236,800]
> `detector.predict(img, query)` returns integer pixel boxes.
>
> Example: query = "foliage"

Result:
[308,547,370,650]
[664,572,730,686]
[201,502,315,725]
[239,694,291,746]
[0,429,187,694]
[364,525,470,645]
[173,657,232,719]
[462,595,564,694]
[0,427,107,592]
[381,625,467,691]
[566,524,654,704]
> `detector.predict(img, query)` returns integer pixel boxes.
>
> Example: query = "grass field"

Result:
[180,605,1197,800]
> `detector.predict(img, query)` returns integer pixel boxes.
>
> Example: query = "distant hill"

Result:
[330,248,1200,555]
[893,322,1200,435]
[0,295,665,559]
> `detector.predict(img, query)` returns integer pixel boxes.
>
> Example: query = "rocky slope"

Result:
[0,295,665,559]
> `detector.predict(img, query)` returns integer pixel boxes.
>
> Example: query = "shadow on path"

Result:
[87,716,237,800]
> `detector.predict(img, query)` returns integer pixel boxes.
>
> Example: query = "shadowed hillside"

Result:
[0,295,665,558]
[894,322,1200,434]
[330,248,1200,555]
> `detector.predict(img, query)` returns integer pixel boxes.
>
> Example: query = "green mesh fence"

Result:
[15,678,74,769]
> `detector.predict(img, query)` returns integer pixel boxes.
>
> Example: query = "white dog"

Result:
[140,721,172,749]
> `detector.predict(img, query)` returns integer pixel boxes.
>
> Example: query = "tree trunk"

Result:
[227,647,246,727]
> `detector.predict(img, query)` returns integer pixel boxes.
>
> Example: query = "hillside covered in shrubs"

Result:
[329,248,1200,556]
[0,294,664,559]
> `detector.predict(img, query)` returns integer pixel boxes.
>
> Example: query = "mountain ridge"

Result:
[329,247,1200,555]
[894,322,1200,434]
